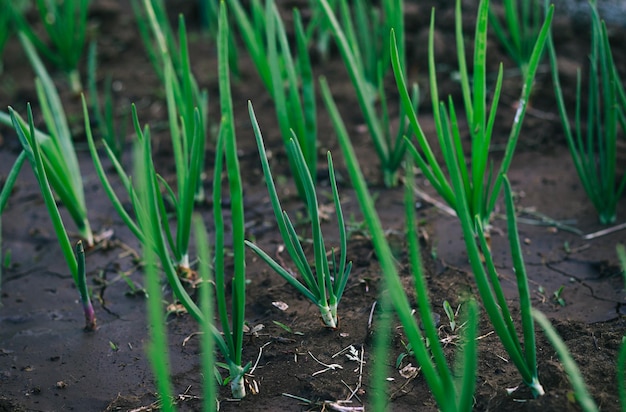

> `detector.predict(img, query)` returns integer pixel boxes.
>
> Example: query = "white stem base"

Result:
[319,305,338,329]
[529,376,545,397]
[229,367,246,399]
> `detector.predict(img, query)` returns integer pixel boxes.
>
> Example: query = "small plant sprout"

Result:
[317,0,417,187]
[13,0,90,93]
[547,0,626,224]
[1,33,94,247]
[246,103,352,329]
[391,0,554,227]
[9,105,96,331]
[442,300,458,332]
[532,310,599,412]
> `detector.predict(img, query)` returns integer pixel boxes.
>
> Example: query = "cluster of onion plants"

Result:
[0,34,95,247]
[317,0,416,188]
[246,103,352,329]
[323,65,546,399]
[383,0,553,395]
[391,0,553,228]
[4,0,626,409]
[228,0,317,195]
[547,0,626,224]
[84,2,250,399]
[11,0,90,93]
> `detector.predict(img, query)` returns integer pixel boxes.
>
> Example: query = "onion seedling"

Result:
[86,9,206,270]
[9,105,96,331]
[391,0,553,227]
[194,215,217,412]
[488,0,544,74]
[324,73,544,396]
[532,310,599,412]
[228,0,318,195]
[12,0,90,93]
[246,103,352,329]
[87,42,126,161]
[134,137,175,412]
[213,2,250,396]
[141,0,209,204]
[105,3,250,399]
[317,0,417,187]
[547,0,626,224]
[0,33,94,247]
[321,79,479,411]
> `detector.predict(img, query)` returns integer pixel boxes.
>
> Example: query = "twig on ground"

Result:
[412,186,457,217]
[583,221,626,240]
[309,351,343,376]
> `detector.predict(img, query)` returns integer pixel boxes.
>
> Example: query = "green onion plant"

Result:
[87,6,207,270]
[391,0,553,228]
[322,74,545,396]
[194,215,217,411]
[547,0,626,224]
[212,2,249,396]
[320,78,480,411]
[226,0,268,89]
[12,0,90,93]
[318,0,417,187]
[134,133,176,412]
[488,0,543,74]
[532,310,599,412]
[304,0,337,60]
[87,41,126,161]
[228,0,317,194]
[87,2,249,398]
[0,33,94,246]
[246,103,352,329]
[132,0,177,82]
[9,104,96,331]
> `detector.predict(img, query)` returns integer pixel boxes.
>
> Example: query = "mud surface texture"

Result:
[0,1,625,411]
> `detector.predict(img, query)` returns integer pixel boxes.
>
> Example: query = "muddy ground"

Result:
[0,1,625,411]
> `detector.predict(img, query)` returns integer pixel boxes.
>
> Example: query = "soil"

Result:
[0,1,625,411]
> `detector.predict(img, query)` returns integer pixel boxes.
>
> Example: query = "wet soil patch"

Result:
[0,1,625,411]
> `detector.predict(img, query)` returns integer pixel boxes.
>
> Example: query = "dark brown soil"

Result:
[0,1,624,411]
